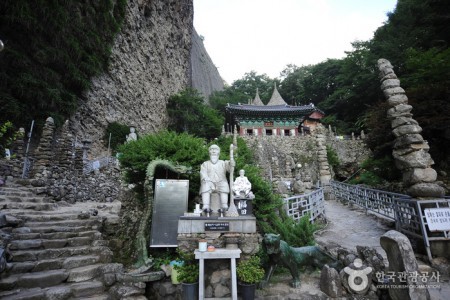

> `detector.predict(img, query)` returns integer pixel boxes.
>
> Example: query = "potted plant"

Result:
[236,255,265,300]
[174,251,199,300]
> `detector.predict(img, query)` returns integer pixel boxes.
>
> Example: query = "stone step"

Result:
[9,236,94,250]
[0,269,69,291]
[0,184,46,192]
[0,190,35,197]
[12,229,101,241]
[8,245,112,262]
[9,211,84,222]
[70,280,106,298]
[12,224,97,234]
[6,255,102,275]
[0,195,47,203]
[23,218,102,228]
[2,202,58,211]
[67,264,104,283]
[0,282,109,300]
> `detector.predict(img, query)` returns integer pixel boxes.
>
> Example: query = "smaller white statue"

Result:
[233,169,254,198]
[126,127,137,142]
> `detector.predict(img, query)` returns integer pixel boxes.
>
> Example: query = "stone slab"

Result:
[195,248,241,260]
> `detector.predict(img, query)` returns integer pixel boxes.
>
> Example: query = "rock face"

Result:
[71,0,194,155]
[380,230,431,300]
[377,59,445,198]
[190,28,224,100]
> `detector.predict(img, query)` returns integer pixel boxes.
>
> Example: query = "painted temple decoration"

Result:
[225,84,324,136]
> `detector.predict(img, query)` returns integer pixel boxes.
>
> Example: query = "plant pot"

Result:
[238,282,256,300]
[182,282,198,300]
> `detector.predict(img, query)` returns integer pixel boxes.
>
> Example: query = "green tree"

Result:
[278,64,312,105]
[230,71,278,104]
[0,0,126,129]
[167,88,223,140]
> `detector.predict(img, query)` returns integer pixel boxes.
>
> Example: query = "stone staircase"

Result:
[0,180,141,300]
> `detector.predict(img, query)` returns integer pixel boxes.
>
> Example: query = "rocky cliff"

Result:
[70,0,194,155]
[190,28,224,101]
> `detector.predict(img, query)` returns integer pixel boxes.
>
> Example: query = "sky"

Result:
[193,0,398,84]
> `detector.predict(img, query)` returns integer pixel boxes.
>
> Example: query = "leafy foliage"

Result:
[118,131,207,199]
[236,256,265,284]
[103,122,131,154]
[326,146,340,168]
[174,249,198,283]
[0,0,126,130]
[348,156,401,185]
[167,88,223,140]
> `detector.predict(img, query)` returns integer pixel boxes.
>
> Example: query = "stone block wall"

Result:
[242,132,371,192]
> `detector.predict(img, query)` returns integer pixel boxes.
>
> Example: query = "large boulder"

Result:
[380,230,430,300]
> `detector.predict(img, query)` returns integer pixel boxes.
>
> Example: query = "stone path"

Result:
[314,199,392,260]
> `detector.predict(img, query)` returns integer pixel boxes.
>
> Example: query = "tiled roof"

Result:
[226,103,318,118]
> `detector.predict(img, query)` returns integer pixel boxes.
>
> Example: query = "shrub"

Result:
[174,249,198,284]
[117,130,208,199]
[236,256,265,284]
[326,145,339,167]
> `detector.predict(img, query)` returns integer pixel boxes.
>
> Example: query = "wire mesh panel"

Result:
[394,198,422,239]
[284,188,325,223]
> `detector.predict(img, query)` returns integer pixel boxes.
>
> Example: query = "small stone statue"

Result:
[126,127,137,142]
[233,169,254,198]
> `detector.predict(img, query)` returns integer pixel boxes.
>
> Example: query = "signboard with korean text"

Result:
[234,198,253,216]
[205,222,230,231]
[150,179,189,247]
[424,208,450,231]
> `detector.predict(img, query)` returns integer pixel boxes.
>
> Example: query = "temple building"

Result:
[225,85,324,136]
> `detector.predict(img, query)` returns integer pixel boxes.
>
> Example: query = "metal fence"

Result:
[331,180,450,261]
[283,188,325,223]
[330,180,411,219]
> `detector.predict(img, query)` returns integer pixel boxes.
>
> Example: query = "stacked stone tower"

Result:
[377,59,444,198]
[315,124,331,186]
[32,117,56,178]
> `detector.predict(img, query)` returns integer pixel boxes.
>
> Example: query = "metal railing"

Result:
[330,180,411,220]
[284,188,325,223]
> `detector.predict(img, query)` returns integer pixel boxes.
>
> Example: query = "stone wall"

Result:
[242,132,371,193]
[70,0,194,156]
